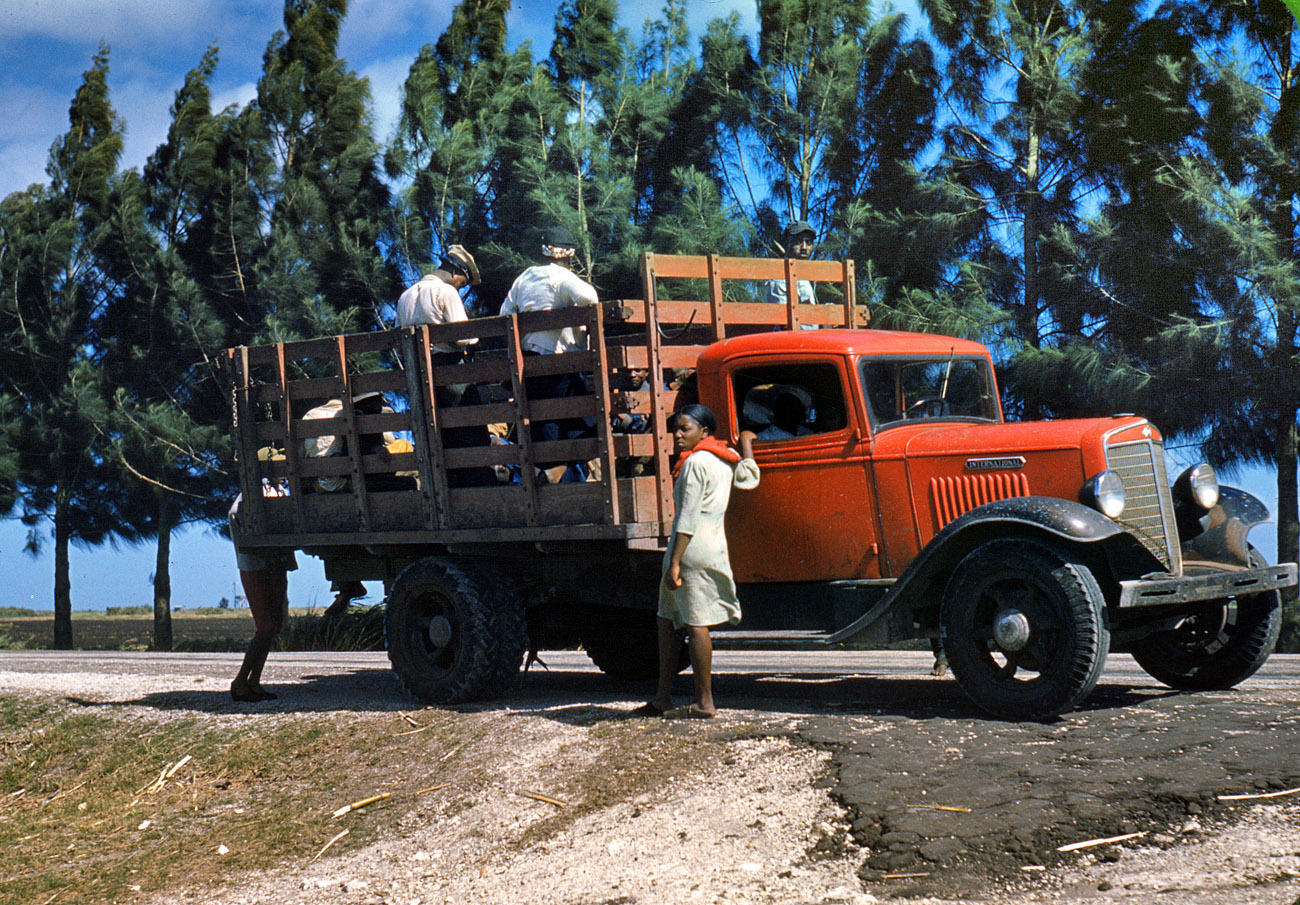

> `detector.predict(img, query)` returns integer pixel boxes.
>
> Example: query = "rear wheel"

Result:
[941,540,1109,720]
[385,557,523,704]
[1129,550,1281,690]
[581,609,687,681]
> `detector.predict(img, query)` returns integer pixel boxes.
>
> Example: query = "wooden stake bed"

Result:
[225,253,864,553]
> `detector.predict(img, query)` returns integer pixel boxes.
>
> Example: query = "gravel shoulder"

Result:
[1,651,1297,905]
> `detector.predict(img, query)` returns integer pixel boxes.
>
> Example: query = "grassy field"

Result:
[0,606,385,652]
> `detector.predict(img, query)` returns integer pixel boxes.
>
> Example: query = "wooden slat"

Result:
[293,411,412,438]
[231,348,265,536]
[436,402,516,430]
[348,371,409,394]
[276,342,308,530]
[253,375,342,404]
[648,254,849,281]
[515,306,602,333]
[784,258,800,330]
[520,350,600,377]
[417,325,454,528]
[587,303,620,525]
[426,355,511,387]
[400,329,444,530]
[608,344,705,371]
[707,254,726,341]
[528,395,600,421]
[642,254,673,534]
[504,316,540,527]
[612,388,682,415]
[334,336,372,534]
[611,433,656,457]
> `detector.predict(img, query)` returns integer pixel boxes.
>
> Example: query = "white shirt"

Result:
[500,263,599,354]
[765,278,817,306]
[396,273,476,353]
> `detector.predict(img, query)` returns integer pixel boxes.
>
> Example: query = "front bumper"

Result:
[1118,562,1297,609]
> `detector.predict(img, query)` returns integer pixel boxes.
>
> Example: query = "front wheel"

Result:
[385,557,524,704]
[1129,551,1281,690]
[941,539,1110,720]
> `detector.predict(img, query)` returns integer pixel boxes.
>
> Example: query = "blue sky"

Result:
[0,0,1287,613]
[0,0,763,613]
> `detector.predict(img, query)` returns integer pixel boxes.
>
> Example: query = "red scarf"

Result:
[672,436,741,479]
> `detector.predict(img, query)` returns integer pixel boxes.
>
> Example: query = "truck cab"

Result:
[696,328,1294,718]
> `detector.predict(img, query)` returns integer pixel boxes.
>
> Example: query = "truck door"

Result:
[723,358,884,582]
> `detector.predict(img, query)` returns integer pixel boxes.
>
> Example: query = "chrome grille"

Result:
[1105,439,1181,574]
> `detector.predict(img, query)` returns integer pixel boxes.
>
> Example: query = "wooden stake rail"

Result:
[225,254,866,549]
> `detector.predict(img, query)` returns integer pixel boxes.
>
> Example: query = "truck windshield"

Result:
[860,356,999,429]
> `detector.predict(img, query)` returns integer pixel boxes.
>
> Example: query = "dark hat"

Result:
[351,391,385,411]
[443,244,481,285]
[784,220,816,240]
[542,225,577,248]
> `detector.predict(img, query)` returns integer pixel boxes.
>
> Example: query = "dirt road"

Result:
[1,649,1297,904]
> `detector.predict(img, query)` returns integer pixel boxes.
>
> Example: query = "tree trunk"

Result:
[52,489,73,650]
[153,493,174,652]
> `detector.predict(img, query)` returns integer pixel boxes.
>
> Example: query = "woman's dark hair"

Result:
[674,403,716,435]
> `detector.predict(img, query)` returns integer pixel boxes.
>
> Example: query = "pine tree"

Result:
[676,1,945,305]
[100,49,239,650]
[922,0,1102,414]
[1150,1,1300,649]
[387,0,531,311]
[254,0,397,340]
[0,48,126,647]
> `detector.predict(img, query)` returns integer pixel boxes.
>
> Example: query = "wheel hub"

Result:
[993,609,1031,651]
[427,615,453,648]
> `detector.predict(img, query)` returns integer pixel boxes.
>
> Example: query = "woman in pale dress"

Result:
[635,404,758,718]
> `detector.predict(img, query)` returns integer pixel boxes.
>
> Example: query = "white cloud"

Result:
[361,55,417,145]
[0,0,220,49]
[341,0,455,55]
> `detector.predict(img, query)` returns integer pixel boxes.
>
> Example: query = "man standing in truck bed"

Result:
[500,226,599,479]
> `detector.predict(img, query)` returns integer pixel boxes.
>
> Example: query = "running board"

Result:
[710,630,838,650]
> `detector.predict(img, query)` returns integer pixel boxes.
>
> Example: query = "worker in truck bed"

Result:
[396,245,492,482]
[765,219,818,307]
[499,225,599,481]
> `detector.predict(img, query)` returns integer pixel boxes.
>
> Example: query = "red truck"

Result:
[225,254,1296,719]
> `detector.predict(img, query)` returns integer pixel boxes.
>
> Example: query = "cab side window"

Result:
[732,363,846,442]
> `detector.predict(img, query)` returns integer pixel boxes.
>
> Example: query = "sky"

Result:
[0,0,1287,614]
[0,0,764,613]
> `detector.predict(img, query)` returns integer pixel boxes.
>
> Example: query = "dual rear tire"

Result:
[384,557,526,704]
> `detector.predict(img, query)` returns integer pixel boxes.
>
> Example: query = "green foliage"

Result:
[254,0,397,339]
[0,48,129,648]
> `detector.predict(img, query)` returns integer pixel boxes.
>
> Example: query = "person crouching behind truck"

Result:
[633,405,759,719]
[229,483,295,703]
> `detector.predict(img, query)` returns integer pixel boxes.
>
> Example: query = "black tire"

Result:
[581,609,687,681]
[484,573,528,696]
[1129,550,1281,690]
[940,539,1110,720]
[384,557,523,704]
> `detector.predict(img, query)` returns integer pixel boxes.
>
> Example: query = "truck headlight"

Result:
[1174,463,1219,512]
[1082,470,1126,519]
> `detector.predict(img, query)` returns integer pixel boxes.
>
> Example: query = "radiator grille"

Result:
[1105,439,1180,573]
[931,472,1031,528]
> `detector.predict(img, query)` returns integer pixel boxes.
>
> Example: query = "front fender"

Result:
[828,497,1138,646]
[1181,486,1272,570]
